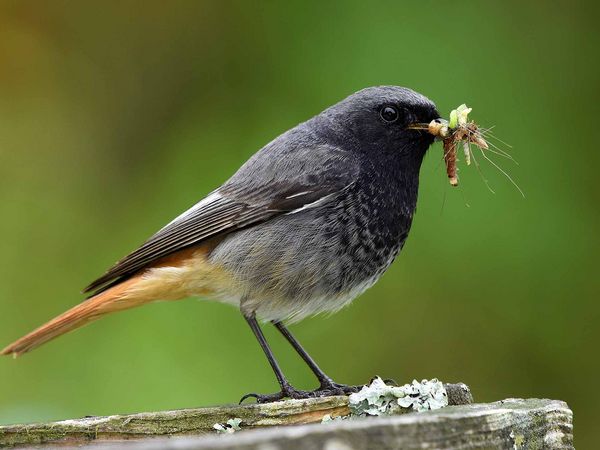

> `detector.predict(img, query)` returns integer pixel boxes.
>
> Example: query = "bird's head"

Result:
[316,86,440,164]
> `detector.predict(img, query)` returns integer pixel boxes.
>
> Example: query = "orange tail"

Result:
[1,245,216,357]
[1,276,146,357]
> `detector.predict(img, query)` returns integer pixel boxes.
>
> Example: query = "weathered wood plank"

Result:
[96,398,574,450]
[0,383,471,447]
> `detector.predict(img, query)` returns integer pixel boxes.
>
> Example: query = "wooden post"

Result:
[0,384,574,449]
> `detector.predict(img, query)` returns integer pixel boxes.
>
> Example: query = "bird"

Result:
[1,86,441,403]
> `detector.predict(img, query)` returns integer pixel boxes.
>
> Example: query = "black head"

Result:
[316,86,440,160]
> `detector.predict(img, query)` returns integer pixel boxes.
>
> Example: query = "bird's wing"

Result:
[84,145,359,295]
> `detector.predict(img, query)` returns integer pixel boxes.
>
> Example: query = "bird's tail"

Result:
[1,276,147,357]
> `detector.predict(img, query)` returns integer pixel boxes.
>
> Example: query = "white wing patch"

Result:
[160,192,222,230]
[285,192,338,215]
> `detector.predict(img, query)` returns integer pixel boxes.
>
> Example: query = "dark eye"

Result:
[380,106,399,123]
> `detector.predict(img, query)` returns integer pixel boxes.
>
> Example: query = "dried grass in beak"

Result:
[415,105,489,186]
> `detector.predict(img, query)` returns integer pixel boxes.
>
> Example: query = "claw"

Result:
[239,393,259,404]
[239,385,307,404]
[239,391,287,404]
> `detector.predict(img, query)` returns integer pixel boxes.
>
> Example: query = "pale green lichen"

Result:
[213,418,242,434]
[510,430,525,449]
[348,377,448,417]
[321,414,344,423]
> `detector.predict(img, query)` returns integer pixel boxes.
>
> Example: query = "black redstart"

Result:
[2,86,441,402]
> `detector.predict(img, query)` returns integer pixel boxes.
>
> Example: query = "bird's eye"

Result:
[380,106,400,123]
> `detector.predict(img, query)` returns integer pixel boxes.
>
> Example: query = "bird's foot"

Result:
[239,383,313,404]
[312,378,365,396]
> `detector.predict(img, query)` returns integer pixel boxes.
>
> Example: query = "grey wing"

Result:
[84,144,359,296]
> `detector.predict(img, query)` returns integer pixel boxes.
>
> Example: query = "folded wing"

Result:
[85,144,359,296]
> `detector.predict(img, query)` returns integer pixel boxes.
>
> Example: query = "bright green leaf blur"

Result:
[0,1,597,446]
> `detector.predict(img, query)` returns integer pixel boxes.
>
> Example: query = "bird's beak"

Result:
[407,119,448,140]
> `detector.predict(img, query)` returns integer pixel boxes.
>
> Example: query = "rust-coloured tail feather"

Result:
[1,245,214,357]
[1,276,144,357]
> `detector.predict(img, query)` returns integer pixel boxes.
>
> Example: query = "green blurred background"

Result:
[0,0,597,446]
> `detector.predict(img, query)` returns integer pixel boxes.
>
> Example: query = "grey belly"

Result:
[208,206,402,322]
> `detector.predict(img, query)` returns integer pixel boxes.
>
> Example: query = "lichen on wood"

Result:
[99,398,574,450]
[0,383,471,447]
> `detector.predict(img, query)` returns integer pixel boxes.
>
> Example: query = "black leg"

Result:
[239,313,311,404]
[272,321,363,395]
[245,313,288,389]
[272,320,333,387]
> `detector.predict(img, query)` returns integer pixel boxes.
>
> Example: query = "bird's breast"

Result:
[207,180,415,321]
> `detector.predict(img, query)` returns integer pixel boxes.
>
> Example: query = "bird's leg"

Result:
[272,321,364,395]
[239,313,311,403]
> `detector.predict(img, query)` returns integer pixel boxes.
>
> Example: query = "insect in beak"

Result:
[407,120,449,141]
[411,105,522,195]
[409,107,489,186]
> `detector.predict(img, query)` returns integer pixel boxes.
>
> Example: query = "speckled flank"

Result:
[209,173,415,323]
